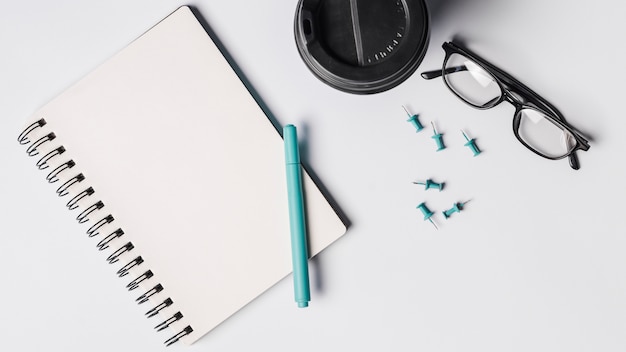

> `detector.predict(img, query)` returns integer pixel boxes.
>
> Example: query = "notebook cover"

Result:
[20,6,346,345]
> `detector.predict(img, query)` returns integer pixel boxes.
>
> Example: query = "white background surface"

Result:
[1,1,625,351]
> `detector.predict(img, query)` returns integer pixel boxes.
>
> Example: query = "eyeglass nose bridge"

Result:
[502,89,527,106]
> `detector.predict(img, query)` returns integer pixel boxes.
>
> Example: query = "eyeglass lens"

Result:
[444,53,502,108]
[517,108,577,158]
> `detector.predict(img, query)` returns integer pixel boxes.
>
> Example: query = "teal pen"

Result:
[283,124,311,308]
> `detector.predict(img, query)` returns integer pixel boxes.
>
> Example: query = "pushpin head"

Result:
[413,179,445,191]
[431,122,445,151]
[465,140,481,156]
[408,116,424,132]
[416,202,434,221]
[443,201,468,219]
[416,202,438,229]
[425,179,444,191]
[461,130,481,156]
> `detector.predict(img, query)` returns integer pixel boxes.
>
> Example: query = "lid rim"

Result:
[294,0,430,94]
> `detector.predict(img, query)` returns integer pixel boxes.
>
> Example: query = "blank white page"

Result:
[21,6,346,345]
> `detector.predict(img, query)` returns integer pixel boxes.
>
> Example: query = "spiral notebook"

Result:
[17,6,346,346]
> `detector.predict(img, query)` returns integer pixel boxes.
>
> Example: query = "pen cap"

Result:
[283,125,301,164]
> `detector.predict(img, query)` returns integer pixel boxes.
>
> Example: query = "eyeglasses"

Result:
[421,41,590,170]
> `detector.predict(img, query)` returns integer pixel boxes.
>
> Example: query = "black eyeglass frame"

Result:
[421,41,590,170]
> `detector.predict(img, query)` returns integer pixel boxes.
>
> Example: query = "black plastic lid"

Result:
[294,0,429,94]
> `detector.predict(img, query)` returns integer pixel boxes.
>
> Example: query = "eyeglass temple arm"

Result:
[421,66,469,80]
[568,152,580,170]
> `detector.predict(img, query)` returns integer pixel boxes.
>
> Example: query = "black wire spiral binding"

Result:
[136,284,163,304]
[26,132,56,157]
[56,173,85,197]
[117,256,143,277]
[76,200,103,223]
[18,121,192,346]
[46,160,75,183]
[107,242,134,264]
[97,228,124,251]
[86,215,114,237]
[164,326,193,347]
[36,146,65,170]
[155,312,183,331]
[67,187,95,210]
[18,118,46,145]
[127,270,153,291]
[146,298,173,318]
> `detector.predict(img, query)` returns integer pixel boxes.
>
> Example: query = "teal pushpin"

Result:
[461,130,481,156]
[412,179,444,191]
[431,121,445,151]
[416,202,438,230]
[443,201,469,219]
[403,106,424,132]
